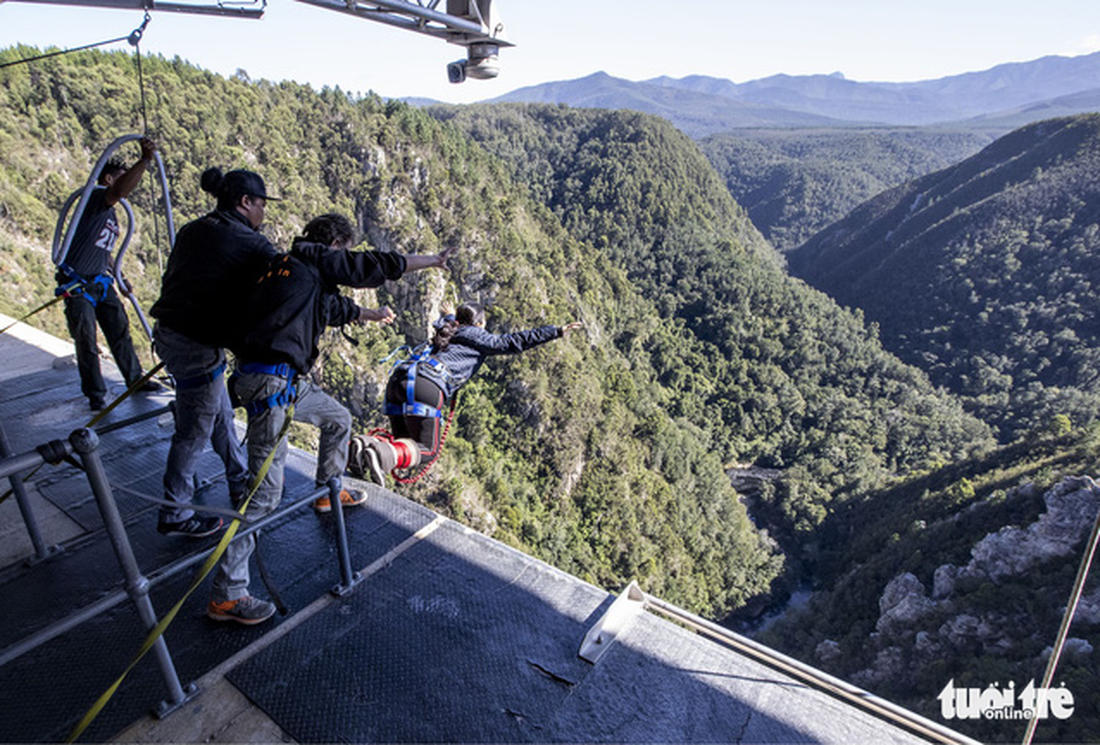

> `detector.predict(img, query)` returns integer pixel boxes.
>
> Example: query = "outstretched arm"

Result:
[463,320,582,356]
[404,244,459,273]
[104,137,156,208]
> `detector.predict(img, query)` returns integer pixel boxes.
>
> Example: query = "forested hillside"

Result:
[0,46,781,617]
[698,128,995,251]
[789,114,1100,441]
[8,46,1100,741]
[429,103,994,551]
[759,425,1100,744]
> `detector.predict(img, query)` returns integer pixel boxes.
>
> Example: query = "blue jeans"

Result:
[154,325,248,524]
[212,372,352,602]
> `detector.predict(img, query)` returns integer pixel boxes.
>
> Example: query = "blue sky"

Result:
[1,0,1098,103]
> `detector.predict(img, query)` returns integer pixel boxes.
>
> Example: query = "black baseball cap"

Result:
[222,169,281,201]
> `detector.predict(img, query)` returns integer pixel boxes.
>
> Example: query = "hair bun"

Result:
[200,167,224,195]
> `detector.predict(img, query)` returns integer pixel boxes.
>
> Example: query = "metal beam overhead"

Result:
[3,0,267,19]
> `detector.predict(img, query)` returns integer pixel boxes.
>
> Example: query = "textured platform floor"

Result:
[1,319,949,744]
[227,515,930,745]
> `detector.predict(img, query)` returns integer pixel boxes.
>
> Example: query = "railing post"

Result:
[0,414,59,564]
[326,477,360,596]
[70,427,197,716]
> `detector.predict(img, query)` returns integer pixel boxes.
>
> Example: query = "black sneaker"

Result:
[157,514,224,538]
[89,397,105,411]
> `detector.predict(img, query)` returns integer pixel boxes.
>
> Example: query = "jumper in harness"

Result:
[383,344,456,420]
[350,345,458,486]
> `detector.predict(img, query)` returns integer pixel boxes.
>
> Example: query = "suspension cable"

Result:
[0,15,148,71]
[129,13,152,133]
[128,13,167,284]
[1021,475,1100,745]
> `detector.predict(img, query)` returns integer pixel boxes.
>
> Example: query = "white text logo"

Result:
[938,679,1074,721]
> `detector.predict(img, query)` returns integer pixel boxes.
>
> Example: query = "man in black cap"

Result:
[149,167,280,540]
[56,136,163,410]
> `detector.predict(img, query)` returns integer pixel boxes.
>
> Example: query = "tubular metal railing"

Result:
[0,410,362,718]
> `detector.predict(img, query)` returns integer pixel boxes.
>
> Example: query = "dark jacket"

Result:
[151,209,279,348]
[414,322,563,399]
[234,239,407,374]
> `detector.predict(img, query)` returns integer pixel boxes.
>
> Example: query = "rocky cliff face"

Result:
[835,476,1100,687]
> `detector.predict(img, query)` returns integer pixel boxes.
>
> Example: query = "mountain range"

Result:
[697,127,997,251]
[5,45,1100,743]
[487,51,1100,136]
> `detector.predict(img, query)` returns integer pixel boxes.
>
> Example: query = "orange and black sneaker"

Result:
[206,596,276,625]
[313,488,368,513]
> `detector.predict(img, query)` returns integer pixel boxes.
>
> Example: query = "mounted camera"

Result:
[447,42,500,83]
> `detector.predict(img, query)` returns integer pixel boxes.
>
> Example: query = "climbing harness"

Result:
[29,14,174,346]
[382,344,457,419]
[370,343,460,484]
[230,363,300,416]
[54,264,115,308]
[52,132,176,344]
[172,360,228,391]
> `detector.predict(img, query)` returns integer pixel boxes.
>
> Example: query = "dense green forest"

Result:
[0,48,996,609]
[9,48,1100,742]
[0,46,782,617]
[430,102,993,543]
[428,103,1100,742]
[789,114,1100,441]
[698,128,996,251]
[758,422,1100,744]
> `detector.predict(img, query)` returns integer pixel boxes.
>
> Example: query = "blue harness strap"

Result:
[173,360,227,391]
[383,348,454,419]
[239,362,297,378]
[56,264,112,307]
[232,362,299,416]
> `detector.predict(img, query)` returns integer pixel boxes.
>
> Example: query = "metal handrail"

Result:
[640,592,981,745]
[52,134,176,343]
[0,420,362,718]
[0,416,54,562]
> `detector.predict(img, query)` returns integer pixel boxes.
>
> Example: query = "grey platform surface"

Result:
[1,319,944,744]
[228,509,928,744]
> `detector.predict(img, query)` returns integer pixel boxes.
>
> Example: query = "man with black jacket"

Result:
[149,167,279,539]
[208,213,454,625]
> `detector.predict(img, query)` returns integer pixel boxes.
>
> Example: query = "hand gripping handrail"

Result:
[51,134,176,342]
